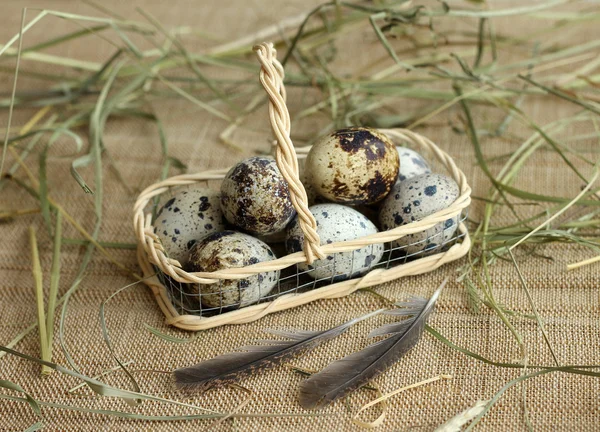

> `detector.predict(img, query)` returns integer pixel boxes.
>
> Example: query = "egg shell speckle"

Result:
[286,203,384,280]
[185,231,279,308]
[396,146,431,183]
[220,156,296,235]
[379,173,460,255]
[153,186,225,265]
[306,127,399,205]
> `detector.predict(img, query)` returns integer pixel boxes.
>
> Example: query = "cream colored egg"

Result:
[185,231,279,309]
[306,127,399,205]
[299,158,328,206]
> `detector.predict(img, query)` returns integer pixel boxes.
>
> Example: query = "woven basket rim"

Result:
[137,224,471,331]
[133,128,471,285]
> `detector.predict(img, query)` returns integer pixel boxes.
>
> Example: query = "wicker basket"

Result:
[133,43,472,331]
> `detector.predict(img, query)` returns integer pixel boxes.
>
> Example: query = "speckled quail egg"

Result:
[379,173,460,256]
[220,156,296,236]
[306,127,399,205]
[153,186,225,265]
[185,231,279,309]
[396,146,431,183]
[286,203,384,280]
[299,159,327,206]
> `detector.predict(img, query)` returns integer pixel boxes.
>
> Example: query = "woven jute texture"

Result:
[1,1,599,431]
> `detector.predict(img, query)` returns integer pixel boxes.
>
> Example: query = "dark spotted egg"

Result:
[153,187,225,265]
[285,204,384,280]
[306,127,399,205]
[185,231,279,308]
[220,156,296,236]
[379,173,460,256]
[396,146,431,183]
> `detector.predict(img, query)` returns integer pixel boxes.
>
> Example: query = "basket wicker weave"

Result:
[133,42,472,331]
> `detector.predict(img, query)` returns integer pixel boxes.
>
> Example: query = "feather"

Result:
[298,279,447,410]
[173,308,385,391]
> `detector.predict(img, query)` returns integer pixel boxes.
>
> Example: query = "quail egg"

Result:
[299,159,327,206]
[220,156,296,235]
[379,173,460,256]
[185,231,279,308]
[153,186,225,265]
[286,203,384,280]
[396,146,431,183]
[306,127,399,205]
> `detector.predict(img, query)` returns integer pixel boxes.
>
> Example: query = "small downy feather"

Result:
[173,308,384,391]
[298,279,447,410]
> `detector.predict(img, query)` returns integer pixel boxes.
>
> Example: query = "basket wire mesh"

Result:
[154,208,469,317]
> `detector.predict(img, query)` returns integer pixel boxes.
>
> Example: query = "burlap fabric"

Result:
[1,1,598,430]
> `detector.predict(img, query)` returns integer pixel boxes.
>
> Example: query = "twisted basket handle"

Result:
[254,42,324,264]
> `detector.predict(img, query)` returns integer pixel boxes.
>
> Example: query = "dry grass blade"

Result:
[508,167,599,251]
[200,384,253,431]
[99,278,153,405]
[8,146,136,275]
[67,360,134,396]
[28,226,50,375]
[352,374,452,428]
[0,345,222,414]
[518,74,600,115]
[507,249,559,366]
[435,399,489,432]
[43,212,62,372]
[144,324,200,343]
[0,392,326,421]
[0,207,40,220]
[0,9,27,178]
[567,254,600,271]
[425,326,600,377]
[0,379,42,427]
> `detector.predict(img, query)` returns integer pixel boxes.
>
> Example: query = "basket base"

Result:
[138,223,471,331]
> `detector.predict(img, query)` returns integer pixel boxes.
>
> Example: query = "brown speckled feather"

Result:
[298,279,446,410]
[173,309,384,391]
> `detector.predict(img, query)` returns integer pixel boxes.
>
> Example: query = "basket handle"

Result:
[254,42,324,264]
